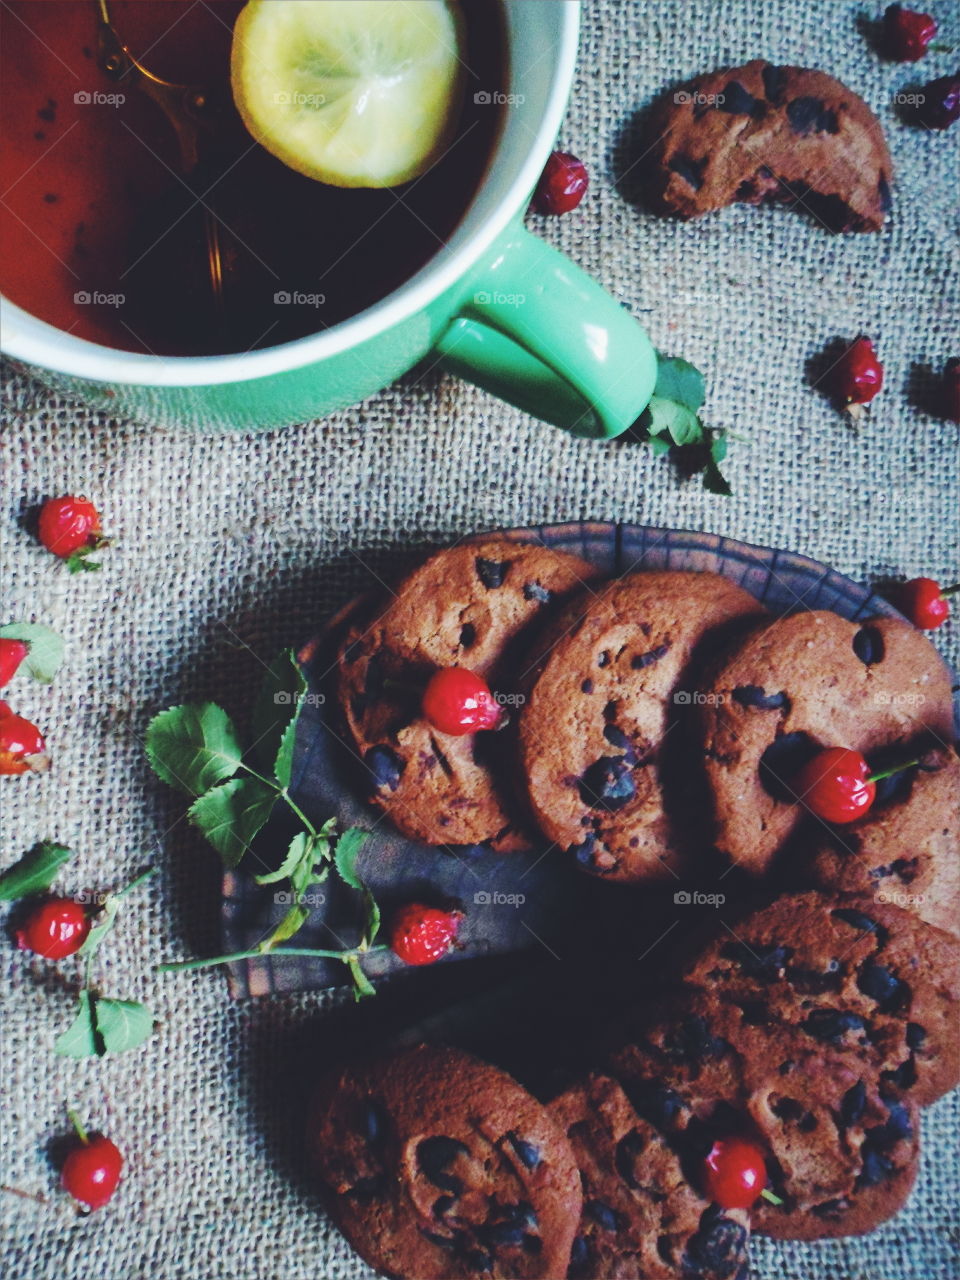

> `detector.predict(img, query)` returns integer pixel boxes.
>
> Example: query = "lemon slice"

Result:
[230,0,466,188]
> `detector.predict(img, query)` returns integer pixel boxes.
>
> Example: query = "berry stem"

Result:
[236,760,320,840]
[940,583,960,598]
[865,759,919,785]
[156,943,387,973]
[66,1107,89,1145]
[760,1188,784,1206]
[113,866,157,899]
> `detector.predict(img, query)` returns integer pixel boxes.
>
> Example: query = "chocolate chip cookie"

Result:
[606,994,920,1240]
[548,1073,750,1279]
[519,572,763,881]
[680,891,959,1107]
[308,1043,583,1279]
[336,538,598,849]
[698,611,955,875]
[643,60,893,232]
[803,746,960,939]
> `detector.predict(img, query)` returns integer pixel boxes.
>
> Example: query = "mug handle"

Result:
[434,225,657,438]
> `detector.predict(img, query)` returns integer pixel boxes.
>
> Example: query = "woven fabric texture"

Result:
[1,1,957,1277]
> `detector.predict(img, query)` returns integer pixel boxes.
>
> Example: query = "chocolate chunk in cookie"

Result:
[698,610,955,875]
[681,891,959,1107]
[337,538,597,848]
[549,1073,750,1279]
[643,60,893,232]
[309,1044,583,1279]
[519,572,763,882]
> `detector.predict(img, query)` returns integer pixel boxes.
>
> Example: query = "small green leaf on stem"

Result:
[0,841,72,901]
[333,827,368,891]
[54,991,100,1058]
[188,775,277,868]
[252,649,308,786]
[93,998,155,1054]
[652,355,706,412]
[145,703,244,797]
[254,830,313,885]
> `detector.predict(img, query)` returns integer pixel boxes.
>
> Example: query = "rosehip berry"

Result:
[793,747,876,823]
[893,577,958,629]
[941,358,960,422]
[61,1133,123,1211]
[916,74,960,130]
[37,495,105,569]
[390,903,462,966]
[832,336,884,409]
[422,667,501,736]
[0,638,29,688]
[0,702,49,774]
[883,5,937,61]
[702,1137,770,1210]
[533,150,589,215]
[15,898,90,958]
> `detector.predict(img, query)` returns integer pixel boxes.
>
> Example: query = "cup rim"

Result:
[0,0,580,388]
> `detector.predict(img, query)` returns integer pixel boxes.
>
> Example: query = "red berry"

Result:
[390,903,462,966]
[702,1136,769,1210]
[0,702,49,774]
[37,495,104,562]
[422,667,501,736]
[16,898,90,958]
[533,150,589,215]
[941,358,960,422]
[0,638,29,688]
[884,5,937,61]
[893,577,954,629]
[61,1134,123,1210]
[793,747,876,823]
[832,336,884,407]
[916,74,960,130]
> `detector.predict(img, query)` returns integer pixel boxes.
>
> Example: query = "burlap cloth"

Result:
[1,1,957,1276]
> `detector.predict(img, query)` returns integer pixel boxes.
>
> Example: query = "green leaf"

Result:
[187,776,277,869]
[0,623,64,684]
[260,903,310,951]
[645,396,703,447]
[333,828,367,891]
[362,888,381,947]
[94,998,155,1054]
[347,954,375,1000]
[54,990,100,1058]
[252,650,308,786]
[0,841,72,900]
[145,703,244,797]
[78,894,119,956]
[648,435,672,457]
[653,354,706,412]
[704,434,733,496]
[254,830,312,885]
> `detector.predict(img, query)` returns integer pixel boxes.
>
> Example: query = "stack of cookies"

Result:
[314,537,959,1278]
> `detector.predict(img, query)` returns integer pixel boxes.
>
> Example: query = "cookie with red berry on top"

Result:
[335,538,598,849]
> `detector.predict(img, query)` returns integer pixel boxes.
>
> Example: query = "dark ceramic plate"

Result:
[221,522,914,999]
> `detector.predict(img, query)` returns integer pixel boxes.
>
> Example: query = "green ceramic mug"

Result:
[0,1,656,437]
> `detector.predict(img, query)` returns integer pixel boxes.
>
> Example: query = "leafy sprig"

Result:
[0,623,64,684]
[0,842,157,1057]
[145,649,382,998]
[630,354,734,494]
